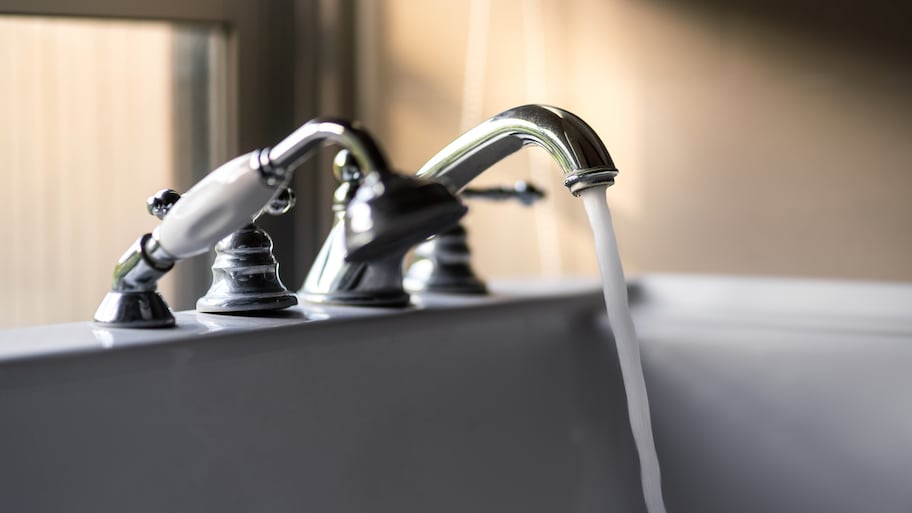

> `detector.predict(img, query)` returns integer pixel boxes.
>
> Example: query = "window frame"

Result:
[0,0,355,302]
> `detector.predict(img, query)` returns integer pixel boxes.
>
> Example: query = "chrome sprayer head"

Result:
[416,104,618,196]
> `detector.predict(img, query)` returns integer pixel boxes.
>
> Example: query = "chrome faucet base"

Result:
[93,230,177,328]
[94,291,176,328]
[197,292,298,314]
[299,288,411,308]
[405,181,543,296]
[197,223,298,314]
[404,225,487,296]
[197,188,298,315]
[302,245,412,308]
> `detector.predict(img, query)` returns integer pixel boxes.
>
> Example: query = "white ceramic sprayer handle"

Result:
[154,152,280,259]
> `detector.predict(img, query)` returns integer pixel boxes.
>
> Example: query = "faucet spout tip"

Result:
[564,167,619,196]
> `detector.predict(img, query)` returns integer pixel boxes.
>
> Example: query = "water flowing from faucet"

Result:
[582,186,667,513]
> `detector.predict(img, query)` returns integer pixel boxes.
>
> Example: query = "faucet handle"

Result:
[462,180,545,206]
[330,149,364,212]
[147,188,182,220]
[332,149,364,183]
[264,187,296,216]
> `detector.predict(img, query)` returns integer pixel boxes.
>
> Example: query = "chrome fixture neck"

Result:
[259,120,391,186]
[416,104,618,196]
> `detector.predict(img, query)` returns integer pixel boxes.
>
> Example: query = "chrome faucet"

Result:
[415,104,618,193]
[94,119,466,328]
[302,104,619,306]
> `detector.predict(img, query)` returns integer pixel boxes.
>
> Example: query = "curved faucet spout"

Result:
[416,104,618,195]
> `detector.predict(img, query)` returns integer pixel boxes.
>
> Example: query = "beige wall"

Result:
[0,17,177,327]
[357,0,912,282]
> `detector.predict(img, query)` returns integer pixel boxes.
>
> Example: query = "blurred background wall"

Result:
[0,17,177,327]
[0,15,225,328]
[2,0,910,328]
[354,0,912,282]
